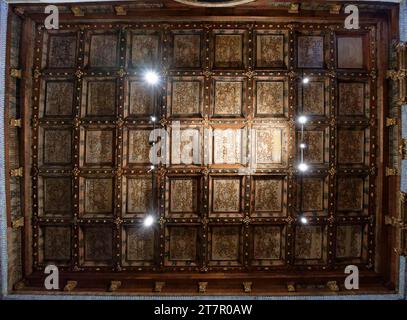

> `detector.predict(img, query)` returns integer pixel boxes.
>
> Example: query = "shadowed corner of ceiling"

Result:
[172,0,257,8]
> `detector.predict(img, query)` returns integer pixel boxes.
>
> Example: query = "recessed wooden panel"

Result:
[130,33,160,68]
[42,128,72,165]
[123,176,152,216]
[122,226,155,266]
[253,176,286,217]
[169,78,202,117]
[294,225,327,265]
[47,34,77,68]
[85,80,116,117]
[300,176,328,215]
[44,81,74,117]
[126,129,152,165]
[166,226,198,266]
[302,128,328,165]
[255,80,286,117]
[81,178,114,216]
[89,33,118,67]
[172,32,202,68]
[253,126,288,166]
[167,177,199,217]
[213,32,244,69]
[297,35,324,68]
[337,176,366,214]
[210,177,242,216]
[255,33,285,68]
[336,224,364,260]
[84,129,114,166]
[209,225,241,265]
[126,80,154,117]
[42,177,72,216]
[251,225,285,266]
[338,82,366,116]
[42,226,71,263]
[338,129,366,164]
[213,80,243,116]
[81,227,113,266]
[212,127,244,165]
[301,80,326,116]
[337,36,364,69]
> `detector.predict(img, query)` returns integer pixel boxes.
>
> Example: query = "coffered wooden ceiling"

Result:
[6,0,401,295]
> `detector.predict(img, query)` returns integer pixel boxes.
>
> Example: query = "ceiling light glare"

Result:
[150,116,157,122]
[144,71,159,85]
[300,216,308,224]
[300,143,306,149]
[143,215,155,227]
[302,77,310,84]
[298,162,308,172]
[298,116,308,124]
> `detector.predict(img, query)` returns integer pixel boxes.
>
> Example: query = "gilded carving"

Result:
[254,178,283,213]
[255,128,283,164]
[256,34,284,68]
[303,131,324,164]
[256,81,284,116]
[170,179,198,213]
[297,36,324,68]
[172,81,201,116]
[302,81,325,115]
[214,81,242,116]
[214,34,243,68]
[212,178,240,213]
